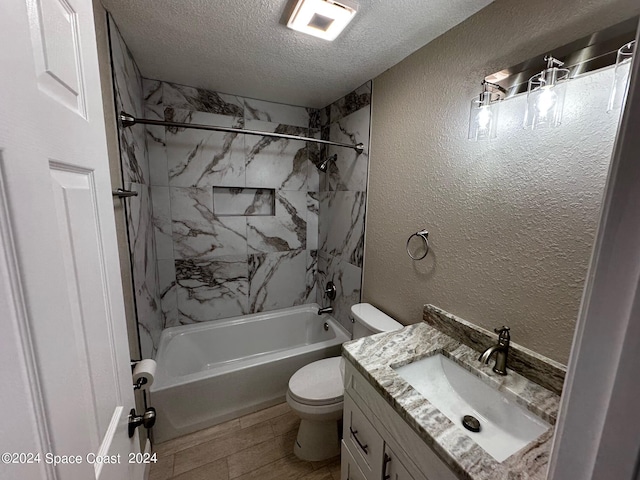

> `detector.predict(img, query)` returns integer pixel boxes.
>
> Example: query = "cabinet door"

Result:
[343,393,385,479]
[383,445,416,480]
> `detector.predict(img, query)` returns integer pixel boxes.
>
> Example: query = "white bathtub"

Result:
[150,303,351,443]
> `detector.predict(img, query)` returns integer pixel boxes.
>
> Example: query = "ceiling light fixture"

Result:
[523,56,570,130]
[468,81,505,141]
[287,0,358,41]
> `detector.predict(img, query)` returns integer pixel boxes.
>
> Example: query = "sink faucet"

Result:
[318,306,333,315]
[478,326,510,375]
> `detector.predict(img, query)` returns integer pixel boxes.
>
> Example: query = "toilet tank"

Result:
[350,303,403,339]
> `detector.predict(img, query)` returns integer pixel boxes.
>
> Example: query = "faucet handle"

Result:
[324,281,336,301]
[494,326,510,341]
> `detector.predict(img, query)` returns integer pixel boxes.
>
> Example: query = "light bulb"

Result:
[536,87,557,118]
[524,56,569,129]
[468,82,502,140]
[476,106,492,131]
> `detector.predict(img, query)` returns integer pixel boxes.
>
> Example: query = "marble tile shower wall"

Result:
[108,16,163,358]
[316,83,372,333]
[110,15,370,353]
[145,80,325,326]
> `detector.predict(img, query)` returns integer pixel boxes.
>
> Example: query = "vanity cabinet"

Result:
[384,445,415,480]
[341,361,458,480]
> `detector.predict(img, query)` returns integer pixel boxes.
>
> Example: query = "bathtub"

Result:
[150,303,351,443]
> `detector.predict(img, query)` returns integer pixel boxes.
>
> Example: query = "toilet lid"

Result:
[288,357,344,406]
[351,303,403,333]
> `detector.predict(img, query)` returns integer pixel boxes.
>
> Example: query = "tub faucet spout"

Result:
[478,326,510,375]
[318,306,333,315]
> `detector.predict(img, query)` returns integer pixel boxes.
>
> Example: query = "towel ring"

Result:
[406,229,430,260]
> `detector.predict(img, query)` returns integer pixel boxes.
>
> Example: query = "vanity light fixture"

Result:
[468,80,505,141]
[523,56,570,129]
[608,40,636,112]
[287,0,357,41]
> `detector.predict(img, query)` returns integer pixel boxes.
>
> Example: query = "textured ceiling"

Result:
[100,0,494,108]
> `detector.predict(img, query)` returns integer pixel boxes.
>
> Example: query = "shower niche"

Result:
[213,187,276,217]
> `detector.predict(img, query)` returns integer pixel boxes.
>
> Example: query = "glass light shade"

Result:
[608,40,636,112]
[523,66,569,129]
[468,90,501,141]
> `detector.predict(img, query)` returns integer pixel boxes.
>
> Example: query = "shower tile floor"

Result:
[149,402,341,480]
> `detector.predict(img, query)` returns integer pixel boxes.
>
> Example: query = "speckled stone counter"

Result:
[342,322,561,480]
[423,305,566,395]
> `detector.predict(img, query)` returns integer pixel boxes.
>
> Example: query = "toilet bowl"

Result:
[286,303,403,461]
[287,357,344,461]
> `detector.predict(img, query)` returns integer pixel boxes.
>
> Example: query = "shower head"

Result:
[317,154,337,172]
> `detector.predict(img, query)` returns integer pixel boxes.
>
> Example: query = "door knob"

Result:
[128,407,156,438]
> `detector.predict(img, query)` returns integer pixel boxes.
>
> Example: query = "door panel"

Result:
[26,0,87,115]
[50,163,120,438]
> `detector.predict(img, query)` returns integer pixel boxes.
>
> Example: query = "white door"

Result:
[0,0,140,479]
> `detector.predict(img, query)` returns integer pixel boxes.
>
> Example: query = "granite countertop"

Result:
[342,322,560,480]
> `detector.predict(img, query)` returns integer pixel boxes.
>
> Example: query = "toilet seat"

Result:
[288,357,344,406]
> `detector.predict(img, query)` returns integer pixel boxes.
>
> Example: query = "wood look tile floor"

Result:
[149,403,341,480]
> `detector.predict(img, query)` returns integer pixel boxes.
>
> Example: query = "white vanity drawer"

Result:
[344,362,458,480]
[341,441,368,480]
[343,393,384,479]
[383,444,415,480]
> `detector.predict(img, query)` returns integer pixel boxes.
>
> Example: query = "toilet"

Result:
[286,303,403,461]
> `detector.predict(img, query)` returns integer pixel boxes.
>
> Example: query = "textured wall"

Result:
[99,0,492,107]
[364,0,640,364]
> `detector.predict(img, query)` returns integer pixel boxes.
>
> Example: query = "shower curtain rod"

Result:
[119,112,365,154]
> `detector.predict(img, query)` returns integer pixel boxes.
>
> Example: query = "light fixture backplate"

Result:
[484,16,637,97]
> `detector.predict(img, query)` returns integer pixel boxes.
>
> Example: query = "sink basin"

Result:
[393,353,550,462]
